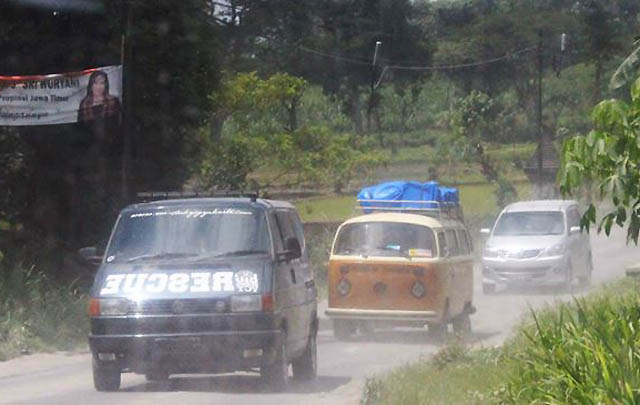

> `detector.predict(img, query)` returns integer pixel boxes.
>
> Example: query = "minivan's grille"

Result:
[505,249,542,259]
[127,298,228,315]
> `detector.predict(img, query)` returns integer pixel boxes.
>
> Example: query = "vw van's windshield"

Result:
[493,211,565,236]
[333,222,435,257]
[105,206,270,263]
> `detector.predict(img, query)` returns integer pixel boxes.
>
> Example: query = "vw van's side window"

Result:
[456,229,471,255]
[437,232,447,257]
[445,230,459,256]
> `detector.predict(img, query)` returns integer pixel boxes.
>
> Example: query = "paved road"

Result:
[0,227,637,405]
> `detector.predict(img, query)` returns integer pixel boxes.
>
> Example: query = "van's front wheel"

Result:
[261,331,289,391]
[292,330,317,381]
[333,320,355,340]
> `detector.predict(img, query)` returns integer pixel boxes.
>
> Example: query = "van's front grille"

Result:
[127,298,229,315]
[504,249,542,259]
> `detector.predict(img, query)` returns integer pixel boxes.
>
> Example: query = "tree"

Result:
[559,76,640,244]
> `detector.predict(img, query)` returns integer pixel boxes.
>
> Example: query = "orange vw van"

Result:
[325,201,475,339]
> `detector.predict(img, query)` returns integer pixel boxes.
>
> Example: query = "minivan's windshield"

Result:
[105,206,270,263]
[333,222,435,257]
[493,211,565,236]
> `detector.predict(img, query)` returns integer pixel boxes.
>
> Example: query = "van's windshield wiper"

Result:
[126,252,199,263]
[196,250,268,260]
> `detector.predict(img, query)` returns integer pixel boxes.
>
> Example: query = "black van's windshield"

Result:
[333,222,435,257]
[105,206,270,263]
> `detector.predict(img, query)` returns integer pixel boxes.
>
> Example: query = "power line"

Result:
[297,44,537,71]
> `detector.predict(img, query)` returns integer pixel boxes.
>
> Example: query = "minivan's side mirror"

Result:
[480,228,491,235]
[78,246,103,267]
[569,226,581,235]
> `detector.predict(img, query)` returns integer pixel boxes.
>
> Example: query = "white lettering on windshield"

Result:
[129,208,253,219]
[98,271,257,295]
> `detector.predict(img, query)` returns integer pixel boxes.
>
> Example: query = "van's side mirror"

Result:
[78,246,103,267]
[569,226,581,235]
[480,228,491,235]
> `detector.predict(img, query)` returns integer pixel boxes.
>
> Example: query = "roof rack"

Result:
[136,190,259,203]
[356,199,464,221]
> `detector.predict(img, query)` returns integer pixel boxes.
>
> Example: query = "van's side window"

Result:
[445,229,459,256]
[437,232,447,257]
[269,212,284,252]
[567,208,581,229]
[288,211,308,261]
[275,211,303,255]
[456,229,471,255]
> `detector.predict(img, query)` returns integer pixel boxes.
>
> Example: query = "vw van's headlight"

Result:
[541,243,566,257]
[230,294,262,312]
[337,279,351,296]
[89,298,130,316]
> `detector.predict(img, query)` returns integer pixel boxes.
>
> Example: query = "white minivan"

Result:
[480,200,592,294]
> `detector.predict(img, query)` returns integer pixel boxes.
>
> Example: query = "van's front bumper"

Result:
[89,313,280,374]
[481,254,569,287]
[325,307,439,322]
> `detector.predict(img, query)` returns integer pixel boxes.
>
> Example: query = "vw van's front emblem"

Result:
[172,300,186,314]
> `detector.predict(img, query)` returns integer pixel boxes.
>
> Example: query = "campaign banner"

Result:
[0,65,122,126]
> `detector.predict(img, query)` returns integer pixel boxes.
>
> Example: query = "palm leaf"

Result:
[610,43,640,90]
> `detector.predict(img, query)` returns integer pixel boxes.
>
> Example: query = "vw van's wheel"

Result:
[292,330,317,381]
[145,369,170,382]
[261,331,289,391]
[452,314,472,339]
[428,323,447,341]
[358,321,375,336]
[578,255,593,288]
[333,320,355,340]
[482,283,496,295]
[92,358,121,392]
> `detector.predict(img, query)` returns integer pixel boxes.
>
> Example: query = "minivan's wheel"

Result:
[292,330,317,381]
[92,358,121,392]
[333,320,355,340]
[563,262,574,293]
[482,283,496,295]
[452,313,472,339]
[261,331,289,391]
[578,255,593,288]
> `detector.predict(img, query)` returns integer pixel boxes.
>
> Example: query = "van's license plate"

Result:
[153,337,202,353]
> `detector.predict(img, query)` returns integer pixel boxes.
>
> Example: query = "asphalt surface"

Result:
[0,226,637,405]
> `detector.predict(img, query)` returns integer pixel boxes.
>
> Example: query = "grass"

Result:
[361,278,640,404]
[0,265,89,361]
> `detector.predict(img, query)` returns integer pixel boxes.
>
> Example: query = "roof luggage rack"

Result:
[136,190,259,203]
[356,199,464,221]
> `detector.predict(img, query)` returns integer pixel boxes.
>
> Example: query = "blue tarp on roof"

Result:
[357,181,459,210]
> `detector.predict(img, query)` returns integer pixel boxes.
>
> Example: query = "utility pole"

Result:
[536,29,543,193]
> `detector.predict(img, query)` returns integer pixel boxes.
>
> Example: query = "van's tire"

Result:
[428,323,447,341]
[92,358,121,392]
[564,262,574,293]
[482,283,496,295]
[333,320,355,340]
[452,313,472,339]
[261,331,289,391]
[578,255,593,288]
[292,330,317,381]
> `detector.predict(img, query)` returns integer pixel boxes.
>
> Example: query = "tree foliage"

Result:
[560,76,640,244]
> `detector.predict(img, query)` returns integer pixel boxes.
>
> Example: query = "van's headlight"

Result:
[230,294,262,312]
[89,298,130,316]
[542,243,566,257]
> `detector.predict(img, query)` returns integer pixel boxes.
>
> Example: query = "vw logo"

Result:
[172,300,186,314]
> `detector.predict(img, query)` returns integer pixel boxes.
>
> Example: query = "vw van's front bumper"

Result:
[482,254,570,288]
[325,307,439,322]
[89,313,281,374]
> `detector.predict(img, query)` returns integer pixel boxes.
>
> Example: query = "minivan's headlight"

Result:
[542,243,566,257]
[483,246,500,258]
[230,294,262,312]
